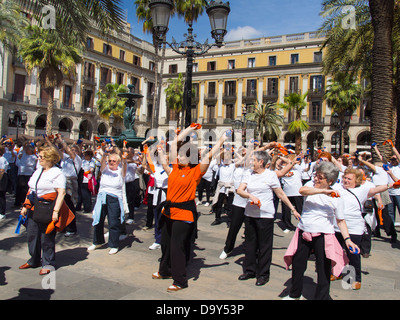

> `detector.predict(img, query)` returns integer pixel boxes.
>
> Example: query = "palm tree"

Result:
[0,0,29,51]
[246,101,283,147]
[325,72,363,154]
[320,0,399,159]
[18,25,82,135]
[96,83,128,119]
[369,0,395,160]
[17,0,126,45]
[165,73,185,127]
[279,92,309,154]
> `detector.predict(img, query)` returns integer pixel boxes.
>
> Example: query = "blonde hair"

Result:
[344,168,364,187]
[39,146,61,165]
[108,152,121,163]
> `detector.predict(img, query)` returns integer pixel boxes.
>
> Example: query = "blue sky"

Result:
[122,0,325,44]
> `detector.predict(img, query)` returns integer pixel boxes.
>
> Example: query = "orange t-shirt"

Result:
[165,164,205,222]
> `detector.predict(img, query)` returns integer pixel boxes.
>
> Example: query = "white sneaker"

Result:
[126,219,134,225]
[149,242,161,250]
[204,202,210,207]
[219,250,228,260]
[196,200,202,206]
[0,214,5,220]
[88,244,103,251]
[109,248,118,255]
[283,229,290,233]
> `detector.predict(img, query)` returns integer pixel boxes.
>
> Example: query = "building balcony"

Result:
[308,88,325,98]
[82,76,97,87]
[285,89,301,96]
[223,93,237,103]
[60,103,75,111]
[11,94,29,104]
[263,92,279,102]
[204,93,218,103]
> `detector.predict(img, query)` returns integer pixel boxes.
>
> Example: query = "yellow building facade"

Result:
[160,32,371,153]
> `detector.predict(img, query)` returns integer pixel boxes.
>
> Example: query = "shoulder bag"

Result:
[32,169,56,224]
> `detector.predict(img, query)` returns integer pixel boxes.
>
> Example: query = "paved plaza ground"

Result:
[1,195,400,302]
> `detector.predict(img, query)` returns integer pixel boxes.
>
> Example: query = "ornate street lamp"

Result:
[332,109,352,154]
[149,0,230,128]
[9,110,27,139]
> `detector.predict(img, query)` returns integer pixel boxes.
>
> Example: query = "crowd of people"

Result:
[2,127,400,299]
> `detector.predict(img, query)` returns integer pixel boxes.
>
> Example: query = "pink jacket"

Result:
[284,228,349,277]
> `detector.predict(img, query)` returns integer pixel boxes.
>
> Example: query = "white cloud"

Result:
[225,26,263,41]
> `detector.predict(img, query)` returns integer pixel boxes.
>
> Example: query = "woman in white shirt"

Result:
[15,143,37,206]
[89,149,127,255]
[19,146,67,275]
[237,150,300,286]
[283,162,358,300]
[332,167,397,290]
[280,154,304,232]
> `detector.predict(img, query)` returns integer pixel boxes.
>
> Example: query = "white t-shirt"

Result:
[232,166,250,208]
[125,162,138,183]
[202,159,217,182]
[280,164,303,197]
[297,181,345,234]
[99,166,124,199]
[373,166,389,186]
[333,183,371,235]
[388,165,400,196]
[242,169,281,218]
[0,157,9,171]
[152,164,169,206]
[82,159,95,183]
[218,162,235,193]
[60,153,82,178]
[17,153,37,175]
[28,167,66,197]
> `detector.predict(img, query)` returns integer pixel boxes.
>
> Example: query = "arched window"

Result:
[331,131,349,154]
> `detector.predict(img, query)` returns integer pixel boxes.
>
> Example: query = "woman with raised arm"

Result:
[152,125,228,292]
[283,162,358,300]
[88,145,127,255]
[237,150,300,287]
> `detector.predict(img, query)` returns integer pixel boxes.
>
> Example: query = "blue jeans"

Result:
[388,195,400,223]
[93,194,121,248]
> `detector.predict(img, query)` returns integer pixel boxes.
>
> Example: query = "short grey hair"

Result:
[253,150,272,168]
[315,161,339,184]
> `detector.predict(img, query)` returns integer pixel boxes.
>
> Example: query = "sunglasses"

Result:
[108,159,118,163]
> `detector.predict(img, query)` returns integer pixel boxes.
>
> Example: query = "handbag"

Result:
[32,169,56,224]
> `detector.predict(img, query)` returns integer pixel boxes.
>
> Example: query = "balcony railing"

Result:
[11,94,29,104]
[60,103,75,111]
[82,75,97,87]
[308,88,325,98]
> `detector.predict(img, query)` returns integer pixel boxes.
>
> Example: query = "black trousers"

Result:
[224,205,245,253]
[336,232,362,283]
[125,180,136,219]
[215,192,234,220]
[146,193,154,228]
[80,183,92,212]
[373,200,397,241]
[281,196,303,231]
[289,231,331,300]
[26,211,56,267]
[15,174,31,206]
[64,194,77,233]
[243,216,274,280]
[197,178,211,203]
[159,217,194,288]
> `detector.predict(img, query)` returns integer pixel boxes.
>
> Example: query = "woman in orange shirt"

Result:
[152,125,228,292]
